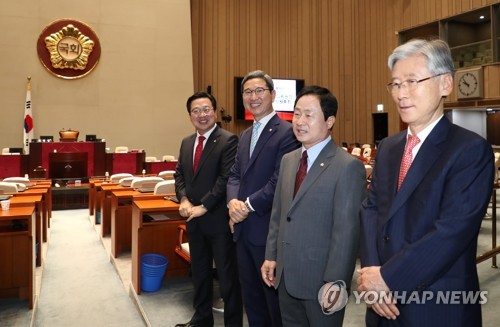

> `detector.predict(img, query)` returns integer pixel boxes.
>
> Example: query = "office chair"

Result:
[3,177,30,183]
[0,182,18,193]
[362,147,372,159]
[114,146,129,153]
[153,180,175,195]
[118,177,138,187]
[109,173,133,183]
[162,155,176,161]
[351,147,362,157]
[2,148,10,155]
[145,156,158,162]
[158,170,176,180]
[130,177,164,190]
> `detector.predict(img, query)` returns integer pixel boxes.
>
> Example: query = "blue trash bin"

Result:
[141,254,169,292]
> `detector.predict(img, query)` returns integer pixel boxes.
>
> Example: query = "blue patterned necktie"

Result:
[250,121,261,156]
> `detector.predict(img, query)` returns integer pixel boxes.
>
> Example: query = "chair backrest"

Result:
[131,177,164,189]
[145,156,158,162]
[115,146,129,153]
[362,147,372,158]
[2,148,10,155]
[0,182,18,193]
[162,155,176,161]
[109,173,133,183]
[119,177,139,187]
[3,177,30,183]
[153,180,176,195]
[158,170,176,179]
[351,147,362,156]
[361,144,371,149]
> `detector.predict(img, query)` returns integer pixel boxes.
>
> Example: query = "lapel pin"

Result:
[320,163,325,167]
[269,128,273,132]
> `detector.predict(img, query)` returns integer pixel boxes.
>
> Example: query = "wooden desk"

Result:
[131,199,188,294]
[110,190,163,257]
[10,187,50,243]
[89,178,107,217]
[144,161,177,174]
[100,184,130,237]
[0,205,35,308]
[10,195,43,267]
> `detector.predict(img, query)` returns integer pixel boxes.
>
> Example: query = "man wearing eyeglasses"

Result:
[175,91,242,327]
[227,70,300,326]
[357,39,494,327]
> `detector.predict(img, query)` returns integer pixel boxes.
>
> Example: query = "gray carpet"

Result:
[34,209,145,327]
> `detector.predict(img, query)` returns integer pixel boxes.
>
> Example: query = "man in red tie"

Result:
[174,91,242,327]
[357,39,494,327]
[261,85,366,326]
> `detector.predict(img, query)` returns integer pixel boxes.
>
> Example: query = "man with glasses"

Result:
[357,39,494,327]
[227,70,300,326]
[175,91,242,327]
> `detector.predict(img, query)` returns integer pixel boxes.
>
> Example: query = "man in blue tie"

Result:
[227,70,300,326]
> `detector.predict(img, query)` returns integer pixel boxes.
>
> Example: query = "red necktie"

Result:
[398,135,420,190]
[294,150,308,197]
[193,135,205,172]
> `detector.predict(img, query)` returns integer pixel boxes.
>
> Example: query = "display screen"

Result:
[234,77,305,121]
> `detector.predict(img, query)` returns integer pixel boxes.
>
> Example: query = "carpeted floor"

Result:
[34,209,145,327]
[1,200,499,326]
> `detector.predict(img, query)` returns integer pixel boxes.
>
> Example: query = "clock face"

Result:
[458,72,478,97]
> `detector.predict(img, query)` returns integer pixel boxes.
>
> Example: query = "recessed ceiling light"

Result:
[479,15,485,19]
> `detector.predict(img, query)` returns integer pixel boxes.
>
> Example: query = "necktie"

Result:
[398,135,420,190]
[193,135,205,172]
[294,150,308,197]
[250,121,261,157]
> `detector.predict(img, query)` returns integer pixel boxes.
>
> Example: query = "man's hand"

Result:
[229,219,235,234]
[179,197,193,218]
[357,266,400,320]
[261,260,277,287]
[186,205,207,222]
[228,199,249,223]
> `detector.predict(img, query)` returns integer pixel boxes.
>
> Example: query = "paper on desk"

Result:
[147,214,171,221]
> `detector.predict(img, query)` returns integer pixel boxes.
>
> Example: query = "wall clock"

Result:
[455,67,483,100]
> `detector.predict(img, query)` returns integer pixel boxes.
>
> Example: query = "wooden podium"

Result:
[29,142,106,178]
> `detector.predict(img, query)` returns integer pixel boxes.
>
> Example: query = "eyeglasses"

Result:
[242,87,270,98]
[386,73,447,94]
[190,106,213,116]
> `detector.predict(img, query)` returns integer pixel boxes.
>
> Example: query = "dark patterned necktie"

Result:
[294,150,308,197]
[193,135,205,172]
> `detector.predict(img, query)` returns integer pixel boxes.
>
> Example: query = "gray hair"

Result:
[241,70,274,93]
[388,39,455,77]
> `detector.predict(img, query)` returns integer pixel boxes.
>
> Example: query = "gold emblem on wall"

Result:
[45,24,94,70]
[37,19,101,79]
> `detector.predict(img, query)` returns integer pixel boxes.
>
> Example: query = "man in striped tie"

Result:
[358,39,494,327]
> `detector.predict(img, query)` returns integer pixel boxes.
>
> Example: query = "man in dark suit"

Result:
[261,85,366,326]
[357,39,494,327]
[175,91,242,327]
[227,70,301,326]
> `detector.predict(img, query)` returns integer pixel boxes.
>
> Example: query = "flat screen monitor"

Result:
[234,77,305,121]
[9,147,23,154]
[85,134,97,142]
[40,135,53,142]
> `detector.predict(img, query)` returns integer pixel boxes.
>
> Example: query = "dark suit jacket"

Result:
[360,117,494,327]
[175,126,238,234]
[265,140,366,301]
[227,114,300,245]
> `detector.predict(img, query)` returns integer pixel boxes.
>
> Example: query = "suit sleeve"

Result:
[201,134,238,211]
[226,132,244,203]
[249,127,300,216]
[381,139,494,292]
[324,158,366,288]
[265,155,288,261]
[174,139,187,201]
[359,139,386,267]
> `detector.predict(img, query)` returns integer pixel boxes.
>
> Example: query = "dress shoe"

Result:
[211,297,224,313]
[174,316,213,327]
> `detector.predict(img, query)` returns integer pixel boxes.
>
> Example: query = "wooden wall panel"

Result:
[190,0,500,145]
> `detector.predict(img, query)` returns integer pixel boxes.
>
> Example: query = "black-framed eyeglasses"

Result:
[242,87,270,98]
[190,106,213,116]
[386,73,447,94]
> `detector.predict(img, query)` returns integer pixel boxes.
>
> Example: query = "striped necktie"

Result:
[250,121,261,156]
[398,135,420,190]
